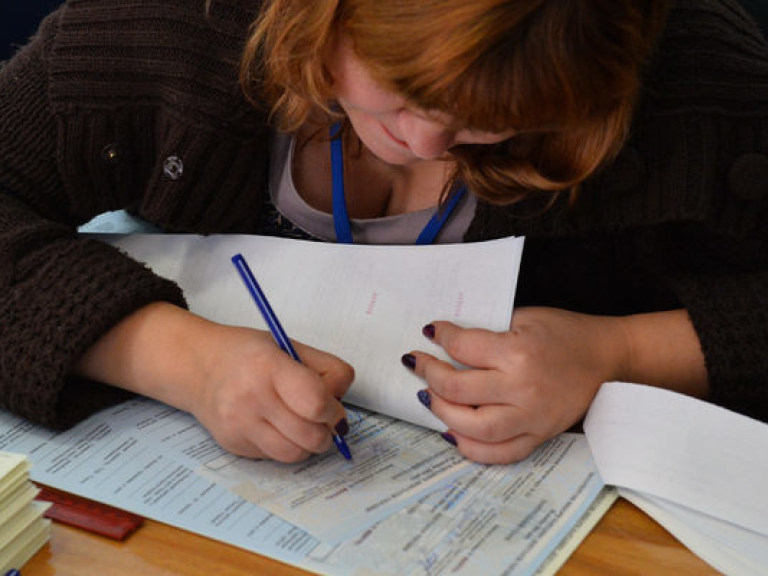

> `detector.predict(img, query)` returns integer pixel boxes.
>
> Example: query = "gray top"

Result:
[269,133,475,244]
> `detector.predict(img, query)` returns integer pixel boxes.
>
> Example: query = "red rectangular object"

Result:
[34,485,144,541]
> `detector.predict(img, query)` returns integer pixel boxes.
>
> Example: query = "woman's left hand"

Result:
[404,307,630,464]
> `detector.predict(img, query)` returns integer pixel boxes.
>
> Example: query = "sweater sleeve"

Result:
[655,226,768,422]
[0,12,187,429]
[634,0,768,422]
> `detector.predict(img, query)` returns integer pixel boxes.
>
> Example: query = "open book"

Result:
[584,381,768,576]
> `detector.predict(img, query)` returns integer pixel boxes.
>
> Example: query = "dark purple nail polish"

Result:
[422,324,436,339]
[441,432,458,446]
[417,389,431,410]
[335,418,350,437]
[401,353,416,370]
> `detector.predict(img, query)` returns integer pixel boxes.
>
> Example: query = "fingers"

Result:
[222,420,309,463]
[444,431,543,465]
[424,394,531,443]
[407,352,510,406]
[422,321,508,369]
[211,374,335,462]
[221,345,352,463]
[295,341,355,400]
[197,326,355,463]
[273,350,351,431]
[408,353,537,445]
[407,321,547,464]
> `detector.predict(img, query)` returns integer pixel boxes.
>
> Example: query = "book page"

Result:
[0,502,51,574]
[0,451,28,498]
[535,486,618,575]
[584,382,768,537]
[0,482,38,527]
[622,490,768,576]
[99,234,523,430]
[0,500,48,553]
[584,381,768,575]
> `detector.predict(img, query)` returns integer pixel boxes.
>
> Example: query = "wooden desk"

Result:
[22,498,717,575]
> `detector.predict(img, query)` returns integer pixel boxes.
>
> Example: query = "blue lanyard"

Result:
[330,125,466,245]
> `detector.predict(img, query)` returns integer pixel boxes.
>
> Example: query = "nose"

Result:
[397,110,455,160]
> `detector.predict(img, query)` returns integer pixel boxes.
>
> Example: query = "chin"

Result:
[366,144,417,166]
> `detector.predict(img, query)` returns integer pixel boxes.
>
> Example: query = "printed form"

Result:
[0,400,320,567]
[0,401,608,576]
[200,407,472,543]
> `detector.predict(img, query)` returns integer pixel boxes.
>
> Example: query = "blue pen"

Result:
[5,570,21,576]
[231,253,352,461]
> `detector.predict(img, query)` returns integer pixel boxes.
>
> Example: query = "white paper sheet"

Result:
[99,233,523,431]
[623,490,768,576]
[584,382,768,536]
[584,381,768,575]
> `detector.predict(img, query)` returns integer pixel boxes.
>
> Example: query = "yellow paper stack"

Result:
[0,452,51,573]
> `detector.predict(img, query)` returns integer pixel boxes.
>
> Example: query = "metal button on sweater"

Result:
[101,143,122,164]
[163,156,184,180]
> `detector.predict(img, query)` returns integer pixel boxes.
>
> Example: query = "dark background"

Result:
[744,0,768,36]
[1,1,767,63]
[1,1,65,62]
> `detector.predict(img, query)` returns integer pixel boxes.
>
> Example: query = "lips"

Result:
[381,123,409,149]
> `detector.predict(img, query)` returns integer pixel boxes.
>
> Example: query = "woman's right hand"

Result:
[75,302,354,462]
[190,323,354,462]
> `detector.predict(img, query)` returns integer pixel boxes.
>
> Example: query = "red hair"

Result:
[241,0,669,204]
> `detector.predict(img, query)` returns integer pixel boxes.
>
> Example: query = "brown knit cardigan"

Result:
[1,0,767,429]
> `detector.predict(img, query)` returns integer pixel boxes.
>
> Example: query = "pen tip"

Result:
[334,435,353,461]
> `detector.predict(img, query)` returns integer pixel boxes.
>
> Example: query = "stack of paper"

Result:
[584,382,768,576]
[0,452,51,573]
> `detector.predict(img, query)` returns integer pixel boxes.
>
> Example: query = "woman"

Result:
[1,0,766,464]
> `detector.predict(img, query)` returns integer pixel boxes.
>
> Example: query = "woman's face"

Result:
[328,37,515,166]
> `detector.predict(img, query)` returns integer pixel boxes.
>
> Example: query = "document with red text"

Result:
[101,233,524,431]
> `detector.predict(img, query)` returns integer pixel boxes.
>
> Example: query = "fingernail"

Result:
[422,324,436,339]
[334,418,349,437]
[440,432,458,446]
[401,353,416,370]
[417,389,431,410]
